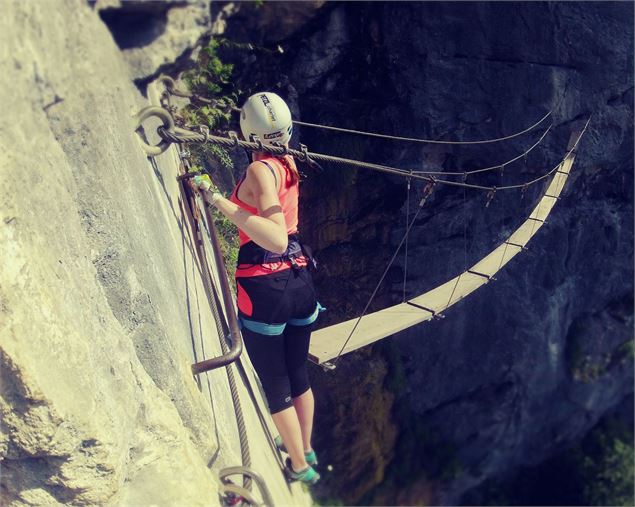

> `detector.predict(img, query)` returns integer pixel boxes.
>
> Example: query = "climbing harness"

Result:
[236,233,309,266]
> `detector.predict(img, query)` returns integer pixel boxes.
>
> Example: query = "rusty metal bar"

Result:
[185,182,243,374]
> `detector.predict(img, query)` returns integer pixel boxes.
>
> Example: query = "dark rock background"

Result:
[219,1,633,504]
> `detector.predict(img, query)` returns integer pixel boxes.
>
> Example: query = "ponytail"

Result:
[275,155,300,187]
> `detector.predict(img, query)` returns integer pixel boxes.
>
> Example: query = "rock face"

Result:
[221,2,633,504]
[94,0,212,82]
[0,1,309,505]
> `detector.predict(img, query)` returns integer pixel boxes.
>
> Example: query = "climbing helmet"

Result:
[240,92,293,147]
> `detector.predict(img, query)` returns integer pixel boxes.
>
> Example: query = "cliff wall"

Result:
[0,1,309,505]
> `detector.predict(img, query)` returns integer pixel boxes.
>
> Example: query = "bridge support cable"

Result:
[332,181,436,366]
[308,119,589,365]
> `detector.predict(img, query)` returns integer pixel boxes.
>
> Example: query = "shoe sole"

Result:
[285,471,321,485]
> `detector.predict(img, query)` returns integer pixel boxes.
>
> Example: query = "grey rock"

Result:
[95,0,212,82]
[0,1,310,505]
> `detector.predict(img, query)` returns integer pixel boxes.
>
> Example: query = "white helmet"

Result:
[240,92,293,147]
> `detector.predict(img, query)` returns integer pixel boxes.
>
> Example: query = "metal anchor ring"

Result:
[133,106,175,157]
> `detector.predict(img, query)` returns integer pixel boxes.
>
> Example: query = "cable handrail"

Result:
[292,109,553,145]
[412,122,553,176]
[135,108,588,194]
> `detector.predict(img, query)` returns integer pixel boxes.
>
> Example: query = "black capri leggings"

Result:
[236,266,320,414]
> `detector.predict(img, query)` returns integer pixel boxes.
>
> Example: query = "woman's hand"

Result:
[190,174,215,193]
[190,173,224,207]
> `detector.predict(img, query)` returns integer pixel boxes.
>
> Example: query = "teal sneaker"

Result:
[284,458,320,485]
[274,436,318,466]
[304,449,318,467]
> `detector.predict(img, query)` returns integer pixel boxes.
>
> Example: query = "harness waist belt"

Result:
[237,234,308,265]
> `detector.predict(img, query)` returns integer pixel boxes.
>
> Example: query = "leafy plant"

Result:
[176,38,243,274]
[180,38,238,165]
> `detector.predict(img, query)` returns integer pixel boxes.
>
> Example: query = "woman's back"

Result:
[230,155,300,248]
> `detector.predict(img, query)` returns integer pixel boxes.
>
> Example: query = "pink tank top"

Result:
[230,155,300,247]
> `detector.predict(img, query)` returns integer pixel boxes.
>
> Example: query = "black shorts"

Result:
[236,267,324,413]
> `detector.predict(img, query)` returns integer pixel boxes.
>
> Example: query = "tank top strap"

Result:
[256,159,281,193]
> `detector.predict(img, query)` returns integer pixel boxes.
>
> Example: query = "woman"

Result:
[192,92,321,485]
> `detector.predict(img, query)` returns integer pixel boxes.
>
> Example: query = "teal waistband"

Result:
[238,317,286,336]
[288,302,327,326]
[238,302,326,335]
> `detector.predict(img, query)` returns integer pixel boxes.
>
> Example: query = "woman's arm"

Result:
[203,162,289,254]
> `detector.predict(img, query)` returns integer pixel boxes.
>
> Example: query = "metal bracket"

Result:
[299,143,309,162]
[467,269,496,281]
[321,361,336,372]
[504,241,528,251]
[176,171,203,181]
[251,135,264,152]
[520,184,529,200]
[406,301,444,319]
[199,125,210,144]
[271,141,289,156]
[228,131,241,147]
[485,186,497,208]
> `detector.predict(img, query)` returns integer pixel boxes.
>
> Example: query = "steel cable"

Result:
[411,122,553,176]
[292,110,552,145]
[155,118,588,193]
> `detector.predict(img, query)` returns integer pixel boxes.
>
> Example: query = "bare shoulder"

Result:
[245,161,278,193]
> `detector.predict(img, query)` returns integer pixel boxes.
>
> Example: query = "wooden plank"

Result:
[309,303,434,364]
[507,219,542,246]
[529,195,558,222]
[409,272,487,313]
[470,242,523,277]
[546,170,569,198]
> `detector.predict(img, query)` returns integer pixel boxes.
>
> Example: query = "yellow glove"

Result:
[191,174,223,206]
[192,174,214,192]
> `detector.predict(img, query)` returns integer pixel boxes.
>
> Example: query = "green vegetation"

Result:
[176,38,243,272]
[310,350,398,506]
[179,37,239,185]
[615,339,634,361]
[568,336,634,383]
[577,416,634,506]
[462,413,634,506]
[182,38,237,123]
